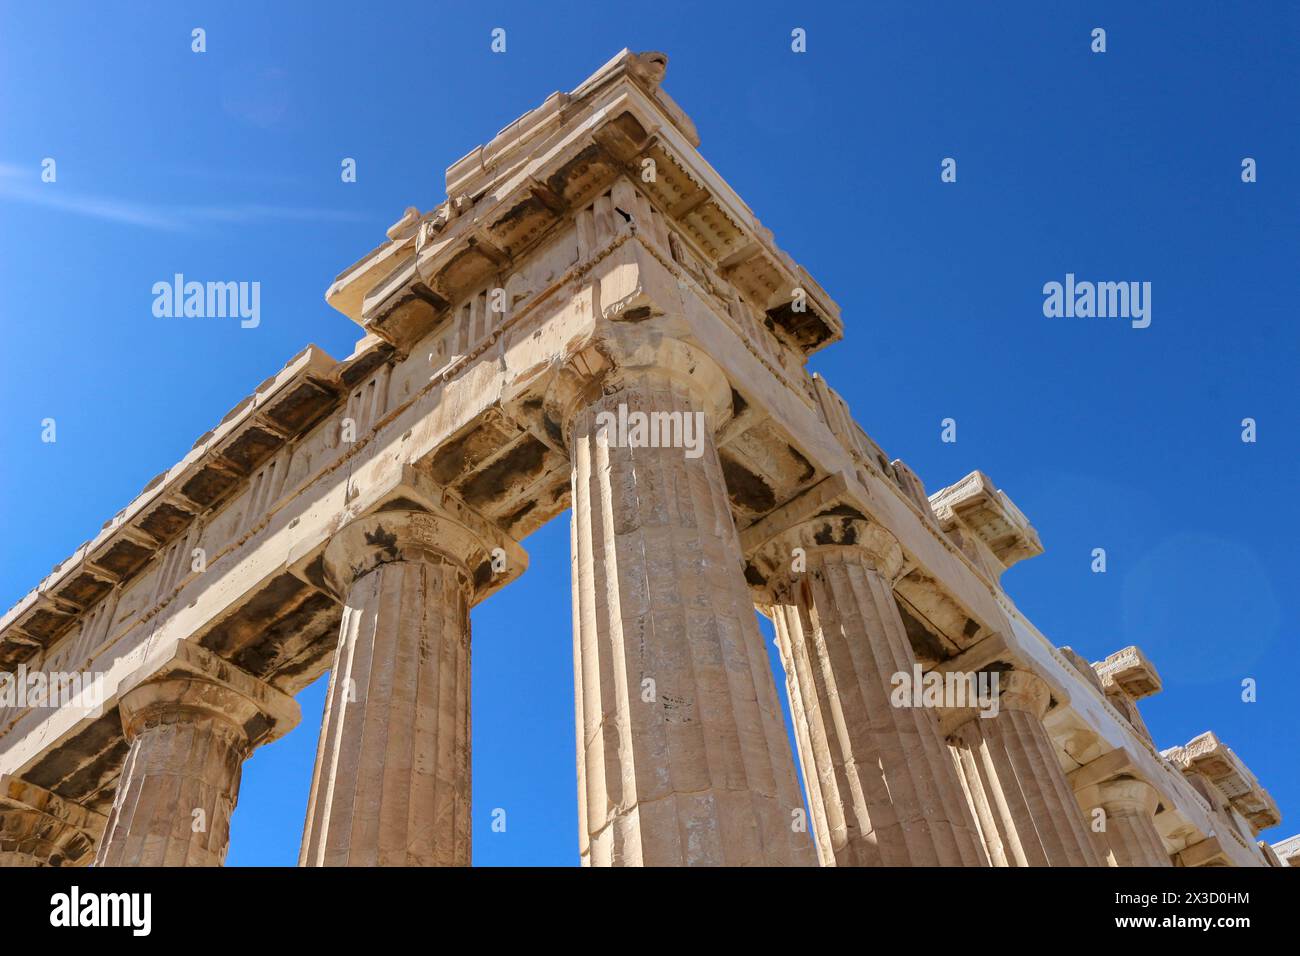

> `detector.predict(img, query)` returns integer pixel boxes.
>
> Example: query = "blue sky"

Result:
[1,2,1295,865]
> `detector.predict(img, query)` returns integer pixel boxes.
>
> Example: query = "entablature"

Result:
[929,470,1043,580]
[1093,644,1162,700]
[327,50,842,361]
[1272,833,1300,866]
[0,346,344,673]
[1164,731,1281,834]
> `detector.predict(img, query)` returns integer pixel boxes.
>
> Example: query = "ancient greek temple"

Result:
[0,50,1292,868]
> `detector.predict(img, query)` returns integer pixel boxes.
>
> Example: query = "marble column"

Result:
[300,507,517,867]
[1079,777,1171,867]
[95,642,299,867]
[763,522,986,866]
[950,670,1102,866]
[565,336,814,866]
[0,776,105,867]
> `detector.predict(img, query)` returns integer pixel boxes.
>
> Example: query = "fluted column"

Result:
[300,506,521,867]
[950,670,1102,866]
[1079,777,1171,867]
[95,642,299,866]
[563,335,814,866]
[762,526,985,866]
[0,776,105,867]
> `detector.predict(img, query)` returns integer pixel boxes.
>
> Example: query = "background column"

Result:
[764,522,985,866]
[949,670,1102,866]
[1078,777,1171,867]
[300,508,517,867]
[95,643,298,867]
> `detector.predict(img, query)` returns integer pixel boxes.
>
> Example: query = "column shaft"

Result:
[300,554,471,866]
[570,371,813,866]
[770,548,985,866]
[96,679,255,866]
[1102,810,1169,867]
[950,673,1102,866]
[1083,778,1171,867]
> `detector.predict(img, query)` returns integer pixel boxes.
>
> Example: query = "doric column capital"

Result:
[97,643,297,867]
[115,641,300,750]
[1092,777,1161,816]
[0,776,106,867]
[322,505,525,605]
[119,679,258,753]
[753,515,905,600]
[950,668,1053,735]
[543,323,733,448]
[740,472,906,599]
[994,670,1053,720]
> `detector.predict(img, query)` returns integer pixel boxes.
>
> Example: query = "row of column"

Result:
[0,331,1172,868]
[757,519,1168,867]
[764,526,985,866]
